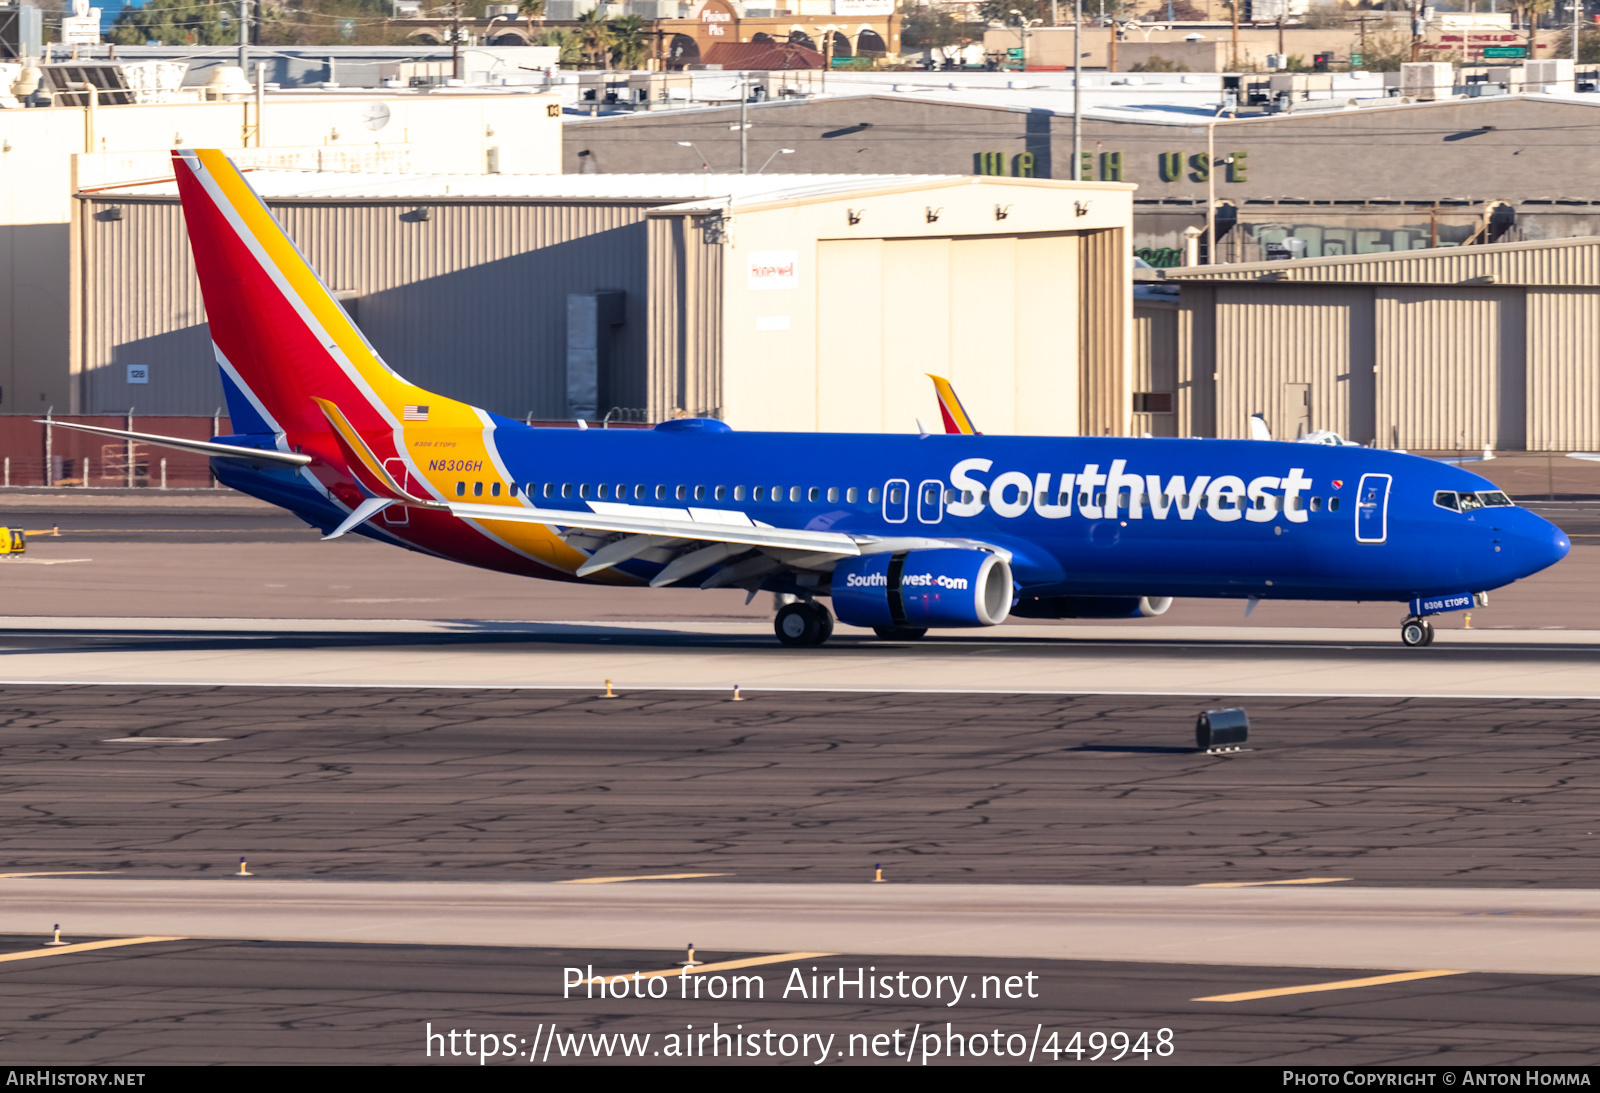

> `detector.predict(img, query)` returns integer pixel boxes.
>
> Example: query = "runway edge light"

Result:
[233,856,253,877]
[1197,708,1249,754]
[44,924,67,947]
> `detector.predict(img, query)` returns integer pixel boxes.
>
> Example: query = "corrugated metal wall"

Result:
[645,213,723,421]
[1078,227,1128,437]
[1162,236,1600,286]
[1177,285,1216,439]
[1526,288,1600,451]
[1162,275,1600,451]
[1374,287,1526,451]
[1132,299,1177,437]
[80,196,656,418]
[1214,284,1376,443]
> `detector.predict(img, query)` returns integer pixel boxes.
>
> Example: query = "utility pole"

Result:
[1109,17,1118,72]
[1411,0,1423,62]
[1072,0,1082,179]
[237,0,248,71]
[1230,0,1239,70]
[452,2,463,81]
[739,73,748,173]
[1574,0,1581,64]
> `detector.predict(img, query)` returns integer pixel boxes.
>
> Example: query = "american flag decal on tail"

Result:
[403,405,429,421]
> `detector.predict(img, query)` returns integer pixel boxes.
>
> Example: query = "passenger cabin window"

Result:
[491,482,501,497]
[733,485,745,501]
[827,487,839,503]
[455,482,465,497]
[544,483,555,498]
[694,485,706,501]
[868,487,881,504]
[790,487,803,502]
[715,486,726,501]
[1329,497,1341,512]
[578,484,589,499]
[561,483,572,499]
[675,485,687,501]
[846,487,858,503]
[655,485,667,500]
[473,481,484,497]
[597,484,609,499]
[754,486,766,501]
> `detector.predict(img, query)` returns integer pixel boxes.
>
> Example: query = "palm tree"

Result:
[609,14,649,70]
[576,8,614,69]
[519,0,545,41]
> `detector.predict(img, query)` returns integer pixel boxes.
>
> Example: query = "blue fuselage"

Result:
[223,421,1571,604]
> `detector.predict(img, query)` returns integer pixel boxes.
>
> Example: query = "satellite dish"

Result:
[361,102,392,131]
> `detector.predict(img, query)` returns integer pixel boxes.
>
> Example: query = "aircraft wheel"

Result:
[1420,620,1435,646]
[873,625,928,641]
[815,603,834,642]
[775,602,826,647]
[1399,618,1429,647]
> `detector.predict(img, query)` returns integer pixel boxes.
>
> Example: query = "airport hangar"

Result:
[71,171,1134,439]
[0,88,562,419]
[1133,234,1600,452]
[562,91,1600,265]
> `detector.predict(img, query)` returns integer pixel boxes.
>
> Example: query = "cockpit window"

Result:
[1441,490,1515,513]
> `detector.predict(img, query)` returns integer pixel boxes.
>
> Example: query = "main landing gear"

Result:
[775,600,834,647]
[1399,616,1435,647]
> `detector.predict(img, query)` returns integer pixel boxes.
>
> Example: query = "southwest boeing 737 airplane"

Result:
[52,150,1571,648]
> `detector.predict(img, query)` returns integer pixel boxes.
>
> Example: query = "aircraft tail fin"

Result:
[927,374,980,435]
[171,149,480,450]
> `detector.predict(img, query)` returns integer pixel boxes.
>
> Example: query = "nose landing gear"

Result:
[775,600,834,647]
[1399,616,1435,647]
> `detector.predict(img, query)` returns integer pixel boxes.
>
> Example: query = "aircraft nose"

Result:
[1503,510,1569,580]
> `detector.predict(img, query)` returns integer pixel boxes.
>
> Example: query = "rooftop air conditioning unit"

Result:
[1400,60,1453,101]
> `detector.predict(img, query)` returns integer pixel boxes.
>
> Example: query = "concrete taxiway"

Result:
[4,877,1597,976]
[3,616,1600,698]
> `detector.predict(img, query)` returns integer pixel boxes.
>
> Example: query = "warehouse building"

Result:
[75,171,1134,435]
[564,91,1600,264]
[1137,235,1600,452]
[2,90,561,415]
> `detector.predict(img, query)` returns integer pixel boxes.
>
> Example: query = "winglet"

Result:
[927,374,980,435]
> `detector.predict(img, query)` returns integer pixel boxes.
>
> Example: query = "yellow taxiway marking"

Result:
[0,871,118,879]
[0,937,184,964]
[1191,877,1354,889]
[587,952,835,984]
[1194,969,1468,1003]
[557,873,731,885]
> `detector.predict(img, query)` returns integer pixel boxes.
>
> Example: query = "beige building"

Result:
[652,174,1132,437]
[1139,235,1600,452]
[75,172,1134,436]
[1,91,561,416]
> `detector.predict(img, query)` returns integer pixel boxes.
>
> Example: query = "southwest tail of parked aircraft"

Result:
[52,150,1571,648]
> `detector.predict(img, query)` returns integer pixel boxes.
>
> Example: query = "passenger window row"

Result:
[447,478,1343,514]
[455,481,882,504]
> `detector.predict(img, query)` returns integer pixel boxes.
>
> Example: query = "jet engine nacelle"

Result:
[832,549,1012,629]
[1012,595,1173,620]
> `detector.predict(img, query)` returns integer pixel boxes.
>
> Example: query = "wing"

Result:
[451,500,1005,588]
